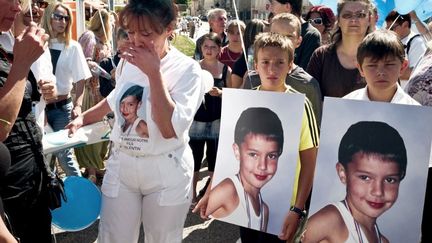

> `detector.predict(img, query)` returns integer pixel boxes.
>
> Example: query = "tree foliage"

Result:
[176,0,190,5]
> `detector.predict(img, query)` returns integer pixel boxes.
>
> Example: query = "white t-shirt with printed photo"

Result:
[106,46,203,156]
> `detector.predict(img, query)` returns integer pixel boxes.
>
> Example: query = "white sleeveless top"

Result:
[332,201,382,243]
[217,175,266,231]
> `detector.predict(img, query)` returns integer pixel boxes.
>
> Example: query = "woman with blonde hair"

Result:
[41,2,91,176]
[76,9,113,183]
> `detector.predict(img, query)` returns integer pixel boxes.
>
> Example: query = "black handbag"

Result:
[26,129,67,210]
[45,170,67,210]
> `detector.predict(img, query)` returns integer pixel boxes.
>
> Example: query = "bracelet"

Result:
[290,206,307,220]
[74,105,82,108]
[0,118,11,126]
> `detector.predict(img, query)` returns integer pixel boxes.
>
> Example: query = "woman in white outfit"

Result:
[66,0,203,242]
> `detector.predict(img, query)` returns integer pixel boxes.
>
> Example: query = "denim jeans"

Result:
[46,101,82,176]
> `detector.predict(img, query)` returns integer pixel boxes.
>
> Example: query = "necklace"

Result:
[225,48,241,62]
[343,199,382,243]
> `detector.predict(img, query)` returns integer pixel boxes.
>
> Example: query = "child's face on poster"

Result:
[120,96,141,124]
[233,133,280,192]
[337,153,402,219]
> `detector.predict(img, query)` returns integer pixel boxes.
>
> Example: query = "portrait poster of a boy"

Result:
[305,98,432,243]
[207,88,305,235]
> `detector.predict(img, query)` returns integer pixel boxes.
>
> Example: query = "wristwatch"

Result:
[290,206,307,220]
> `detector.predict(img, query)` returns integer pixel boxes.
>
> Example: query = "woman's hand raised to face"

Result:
[119,40,161,78]
[13,22,49,69]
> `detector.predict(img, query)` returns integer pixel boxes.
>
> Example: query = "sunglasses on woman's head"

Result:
[32,0,48,8]
[51,13,70,22]
[308,18,323,25]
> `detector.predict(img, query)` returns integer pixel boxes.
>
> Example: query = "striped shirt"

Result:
[255,85,319,205]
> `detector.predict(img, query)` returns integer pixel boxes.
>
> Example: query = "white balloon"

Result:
[201,69,214,93]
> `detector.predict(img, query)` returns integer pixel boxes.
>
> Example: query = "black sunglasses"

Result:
[51,13,70,22]
[32,1,48,9]
[308,18,323,25]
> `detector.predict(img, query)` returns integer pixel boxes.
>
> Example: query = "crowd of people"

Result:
[0,0,431,242]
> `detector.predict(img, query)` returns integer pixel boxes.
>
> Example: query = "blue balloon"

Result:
[415,0,432,21]
[394,0,422,15]
[373,0,395,28]
[51,176,102,231]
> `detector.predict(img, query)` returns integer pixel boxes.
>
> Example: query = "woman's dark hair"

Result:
[357,30,405,66]
[243,19,268,53]
[338,121,407,179]
[118,0,178,35]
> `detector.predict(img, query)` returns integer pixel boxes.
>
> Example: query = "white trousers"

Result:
[98,148,193,243]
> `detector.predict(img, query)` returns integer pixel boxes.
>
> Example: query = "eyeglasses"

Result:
[308,18,323,25]
[51,13,70,22]
[32,0,48,8]
[340,12,368,20]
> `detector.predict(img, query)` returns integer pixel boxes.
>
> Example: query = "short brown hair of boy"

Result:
[253,32,295,64]
[357,29,406,66]
[271,13,301,38]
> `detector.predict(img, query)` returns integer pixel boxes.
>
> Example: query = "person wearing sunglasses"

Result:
[18,0,48,25]
[41,2,91,177]
[307,0,372,98]
[0,0,56,241]
[305,5,336,45]
[13,0,57,129]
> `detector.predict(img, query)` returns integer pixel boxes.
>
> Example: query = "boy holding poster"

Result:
[303,29,423,243]
[194,32,319,242]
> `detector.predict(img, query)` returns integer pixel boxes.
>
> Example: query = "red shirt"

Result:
[218,46,242,69]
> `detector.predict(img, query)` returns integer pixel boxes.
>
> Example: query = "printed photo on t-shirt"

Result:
[115,84,149,154]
